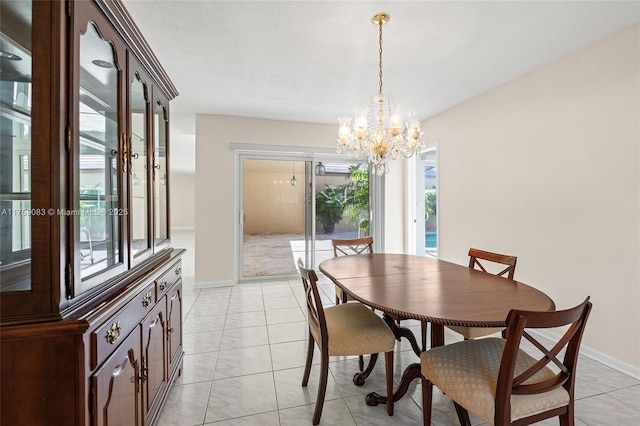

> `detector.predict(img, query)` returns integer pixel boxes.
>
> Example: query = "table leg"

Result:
[382,314,422,357]
[431,323,444,347]
[365,323,446,406]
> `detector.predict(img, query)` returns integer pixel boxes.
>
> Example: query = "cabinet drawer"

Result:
[155,259,182,298]
[91,282,156,369]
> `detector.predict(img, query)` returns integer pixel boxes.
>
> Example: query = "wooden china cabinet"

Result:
[0,1,183,425]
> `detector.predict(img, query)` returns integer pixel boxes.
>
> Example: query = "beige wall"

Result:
[170,172,195,229]
[195,116,336,285]
[418,24,639,371]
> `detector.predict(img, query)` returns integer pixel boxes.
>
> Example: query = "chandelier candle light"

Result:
[337,13,425,175]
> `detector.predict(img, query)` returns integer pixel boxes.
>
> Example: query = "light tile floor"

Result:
[160,230,640,425]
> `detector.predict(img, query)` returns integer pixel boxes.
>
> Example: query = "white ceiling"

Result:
[122,0,639,173]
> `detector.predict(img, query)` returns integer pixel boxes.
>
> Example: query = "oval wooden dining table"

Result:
[319,253,556,407]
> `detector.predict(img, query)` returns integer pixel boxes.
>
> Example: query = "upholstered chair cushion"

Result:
[421,338,569,425]
[310,302,395,356]
[447,325,504,339]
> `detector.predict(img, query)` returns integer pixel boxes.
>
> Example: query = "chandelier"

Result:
[337,13,425,175]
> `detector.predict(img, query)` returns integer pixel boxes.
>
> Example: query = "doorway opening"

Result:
[423,149,438,257]
[238,155,372,281]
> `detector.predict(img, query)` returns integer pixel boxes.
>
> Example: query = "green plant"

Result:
[316,185,346,233]
[343,165,370,234]
[425,189,437,221]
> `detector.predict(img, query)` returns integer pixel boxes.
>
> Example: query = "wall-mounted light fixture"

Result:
[290,162,297,186]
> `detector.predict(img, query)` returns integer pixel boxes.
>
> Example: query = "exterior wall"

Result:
[241,168,354,235]
[242,162,306,235]
[418,24,639,371]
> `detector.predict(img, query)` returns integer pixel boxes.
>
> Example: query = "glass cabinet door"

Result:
[153,98,169,248]
[130,70,151,262]
[0,0,33,293]
[74,19,125,292]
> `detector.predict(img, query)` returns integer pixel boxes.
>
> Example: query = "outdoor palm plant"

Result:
[316,185,346,233]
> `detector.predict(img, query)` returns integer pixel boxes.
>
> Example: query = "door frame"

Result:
[232,143,384,283]
[409,144,439,257]
[236,152,314,282]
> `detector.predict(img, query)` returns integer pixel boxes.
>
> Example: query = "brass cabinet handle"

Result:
[158,280,167,291]
[105,321,121,344]
[141,292,152,308]
[139,359,148,384]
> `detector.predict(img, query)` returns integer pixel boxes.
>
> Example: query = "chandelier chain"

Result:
[378,19,383,94]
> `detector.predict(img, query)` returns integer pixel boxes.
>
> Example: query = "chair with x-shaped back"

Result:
[331,237,374,304]
[421,297,592,426]
[447,248,518,340]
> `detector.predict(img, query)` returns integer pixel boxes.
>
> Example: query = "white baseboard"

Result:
[532,329,640,380]
[194,280,236,288]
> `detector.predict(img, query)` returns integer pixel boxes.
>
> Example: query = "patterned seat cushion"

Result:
[310,302,395,356]
[421,338,569,425]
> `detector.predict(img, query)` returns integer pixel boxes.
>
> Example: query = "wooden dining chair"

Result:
[332,236,430,353]
[331,237,376,371]
[421,297,592,426]
[331,236,374,304]
[447,248,518,340]
[297,259,395,425]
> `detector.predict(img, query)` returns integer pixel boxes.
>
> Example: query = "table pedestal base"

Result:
[353,353,378,386]
[365,322,445,404]
[365,363,422,406]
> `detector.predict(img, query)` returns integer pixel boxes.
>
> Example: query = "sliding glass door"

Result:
[237,154,373,281]
[239,156,312,280]
[313,162,372,267]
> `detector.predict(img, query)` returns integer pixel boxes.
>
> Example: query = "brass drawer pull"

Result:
[159,280,167,291]
[105,321,121,344]
[141,292,152,308]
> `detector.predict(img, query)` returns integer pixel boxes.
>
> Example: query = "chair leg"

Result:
[560,404,574,426]
[302,332,314,386]
[312,349,330,425]
[385,351,394,416]
[453,402,471,426]
[421,375,433,426]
